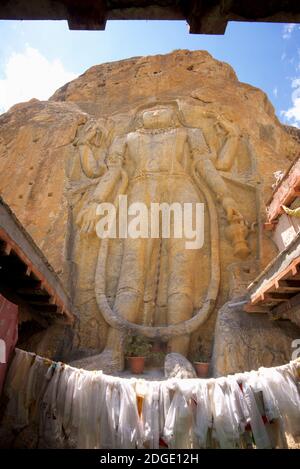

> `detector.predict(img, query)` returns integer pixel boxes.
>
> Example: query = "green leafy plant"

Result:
[124,335,152,357]
[149,350,166,366]
[192,339,208,363]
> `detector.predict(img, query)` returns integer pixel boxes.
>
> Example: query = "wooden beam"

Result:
[275,279,300,292]
[281,262,300,279]
[16,284,43,295]
[278,279,300,287]
[264,221,277,231]
[0,202,75,324]
[250,256,300,306]
[2,242,12,256]
[20,295,50,304]
[243,304,270,313]
[264,292,291,301]
[271,291,300,317]
[30,304,58,313]
[14,278,42,289]
[286,272,300,280]
[67,0,107,30]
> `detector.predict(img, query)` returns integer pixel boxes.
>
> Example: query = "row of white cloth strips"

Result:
[1,348,300,449]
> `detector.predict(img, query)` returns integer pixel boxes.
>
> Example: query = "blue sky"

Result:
[0,20,300,126]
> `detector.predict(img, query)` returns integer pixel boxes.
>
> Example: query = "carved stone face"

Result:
[142,107,174,129]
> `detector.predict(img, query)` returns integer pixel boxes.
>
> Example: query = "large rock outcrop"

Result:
[0,50,299,370]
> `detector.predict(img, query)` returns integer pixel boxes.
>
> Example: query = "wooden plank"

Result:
[278,279,300,287]
[16,284,43,295]
[250,256,300,306]
[275,279,300,292]
[274,286,300,293]
[19,294,50,303]
[14,278,42,289]
[4,243,12,256]
[30,304,58,313]
[251,294,264,305]
[280,259,300,279]
[243,304,270,313]
[0,209,75,322]
[263,222,277,231]
[271,291,300,317]
[286,272,300,280]
[55,305,64,315]
[49,295,57,305]
[264,292,291,301]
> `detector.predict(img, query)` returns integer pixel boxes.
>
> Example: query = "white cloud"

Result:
[282,23,297,39]
[282,78,300,128]
[273,87,278,98]
[0,46,76,113]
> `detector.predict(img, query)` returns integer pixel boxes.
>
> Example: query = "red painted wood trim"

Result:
[0,228,73,323]
[250,256,300,306]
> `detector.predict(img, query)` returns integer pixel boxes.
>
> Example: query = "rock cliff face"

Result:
[0,50,299,371]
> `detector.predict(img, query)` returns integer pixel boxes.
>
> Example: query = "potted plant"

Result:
[124,335,152,374]
[192,340,210,378]
[150,341,166,367]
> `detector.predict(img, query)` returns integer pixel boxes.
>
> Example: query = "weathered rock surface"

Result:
[0,50,299,366]
[164,353,197,379]
[212,299,300,377]
[70,349,120,374]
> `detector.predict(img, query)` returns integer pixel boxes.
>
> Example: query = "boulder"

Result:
[164,353,197,379]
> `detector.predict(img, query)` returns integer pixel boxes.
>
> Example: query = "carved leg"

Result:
[166,237,196,356]
[143,237,161,326]
[104,237,148,372]
[71,236,149,373]
[167,293,194,355]
[166,178,199,356]
[82,179,161,373]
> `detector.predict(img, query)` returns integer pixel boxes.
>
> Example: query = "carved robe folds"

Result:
[74,103,251,371]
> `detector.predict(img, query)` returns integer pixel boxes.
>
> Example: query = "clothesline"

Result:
[1,348,300,449]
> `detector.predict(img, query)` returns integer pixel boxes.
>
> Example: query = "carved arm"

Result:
[76,135,127,234]
[187,127,242,221]
[214,119,240,172]
[76,124,109,178]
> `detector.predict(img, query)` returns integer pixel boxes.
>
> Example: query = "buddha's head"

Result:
[142,107,175,129]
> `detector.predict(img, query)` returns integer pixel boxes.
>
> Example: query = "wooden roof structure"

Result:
[0,196,76,326]
[245,154,300,322]
[0,1,299,34]
[245,235,300,318]
[265,156,300,230]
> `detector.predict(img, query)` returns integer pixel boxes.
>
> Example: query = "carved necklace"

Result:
[137,126,176,135]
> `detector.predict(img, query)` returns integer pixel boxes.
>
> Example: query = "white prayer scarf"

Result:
[1,350,299,450]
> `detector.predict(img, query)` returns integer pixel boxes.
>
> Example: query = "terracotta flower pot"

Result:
[127,356,145,374]
[194,362,210,378]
